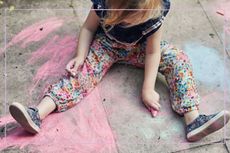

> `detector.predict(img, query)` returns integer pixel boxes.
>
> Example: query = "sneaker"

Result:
[186,110,230,142]
[9,102,41,134]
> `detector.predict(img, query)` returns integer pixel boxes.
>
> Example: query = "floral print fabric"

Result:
[43,33,200,115]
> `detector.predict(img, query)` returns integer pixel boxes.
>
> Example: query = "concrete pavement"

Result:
[0,0,230,152]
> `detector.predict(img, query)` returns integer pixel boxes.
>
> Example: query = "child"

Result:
[9,0,230,142]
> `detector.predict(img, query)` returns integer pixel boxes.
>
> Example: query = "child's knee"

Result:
[161,45,191,65]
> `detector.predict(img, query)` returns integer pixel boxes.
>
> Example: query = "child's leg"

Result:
[42,34,117,113]
[9,33,118,133]
[36,96,56,120]
[157,42,201,122]
[120,41,229,141]
[118,41,200,119]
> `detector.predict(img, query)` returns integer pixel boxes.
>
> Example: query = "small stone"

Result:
[40,27,43,31]
[31,69,35,74]
[209,33,215,38]
[18,52,22,55]
[103,98,106,102]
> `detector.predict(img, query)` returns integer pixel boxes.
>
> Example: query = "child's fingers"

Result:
[144,103,158,118]
[144,103,151,111]
[71,63,83,73]
[152,96,160,106]
[147,102,159,111]
[153,101,161,109]
[148,102,160,111]
[65,65,70,72]
[146,105,154,116]
[147,106,158,117]
[66,61,75,72]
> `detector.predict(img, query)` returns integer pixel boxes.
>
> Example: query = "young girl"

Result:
[9,0,230,142]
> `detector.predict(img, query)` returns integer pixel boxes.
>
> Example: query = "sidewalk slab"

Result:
[198,0,230,141]
[100,0,230,152]
[0,8,88,115]
[199,0,229,53]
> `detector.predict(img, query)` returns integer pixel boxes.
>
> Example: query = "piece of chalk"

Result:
[147,107,154,117]
[153,111,158,117]
[216,11,224,16]
[150,108,158,117]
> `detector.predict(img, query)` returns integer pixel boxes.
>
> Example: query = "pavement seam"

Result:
[197,0,230,58]
[170,139,226,153]
[98,93,120,153]
[69,0,77,16]
[224,139,230,153]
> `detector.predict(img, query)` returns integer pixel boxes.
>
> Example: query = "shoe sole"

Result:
[9,102,40,134]
[187,110,230,142]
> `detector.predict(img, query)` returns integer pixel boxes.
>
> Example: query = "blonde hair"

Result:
[103,0,163,26]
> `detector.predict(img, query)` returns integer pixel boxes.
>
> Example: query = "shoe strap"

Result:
[27,107,42,127]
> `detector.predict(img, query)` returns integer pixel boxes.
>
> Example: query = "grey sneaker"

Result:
[9,102,41,134]
[186,110,230,142]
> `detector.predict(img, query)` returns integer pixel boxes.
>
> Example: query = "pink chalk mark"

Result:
[10,17,64,48]
[0,17,117,152]
[27,35,77,98]
[216,2,230,35]
[0,88,117,153]
[0,17,64,57]
[216,1,230,19]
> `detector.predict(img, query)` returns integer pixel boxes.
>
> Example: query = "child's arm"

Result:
[66,9,100,75]
[76,8,100,59]
[142,27,162,90]
[141,27,163,116]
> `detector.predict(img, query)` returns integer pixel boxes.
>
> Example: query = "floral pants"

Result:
[43,33,200,115]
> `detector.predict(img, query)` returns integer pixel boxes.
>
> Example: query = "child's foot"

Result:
[9,102,41,134]
[186,110,230,142]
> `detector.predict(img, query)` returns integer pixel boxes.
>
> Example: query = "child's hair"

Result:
[103,0,163,26]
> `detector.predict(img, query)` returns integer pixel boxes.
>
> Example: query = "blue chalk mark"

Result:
[183,43,230,88]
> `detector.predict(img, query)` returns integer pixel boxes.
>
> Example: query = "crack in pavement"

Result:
[171,138,230,153]
[224,142,230,153]
[69,0,77,16]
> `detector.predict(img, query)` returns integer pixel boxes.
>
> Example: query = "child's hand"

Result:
[141,89,161,117]
[65,57,84,76]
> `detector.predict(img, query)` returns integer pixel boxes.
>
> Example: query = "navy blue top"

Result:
[91,0,171,46]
